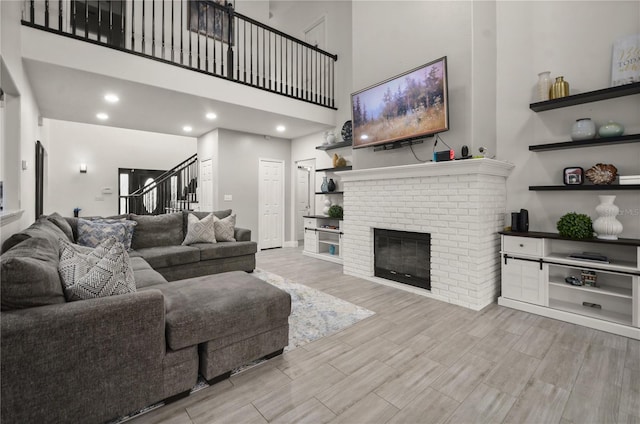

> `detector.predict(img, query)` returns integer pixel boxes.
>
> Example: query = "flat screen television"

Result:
[351,56,449,149]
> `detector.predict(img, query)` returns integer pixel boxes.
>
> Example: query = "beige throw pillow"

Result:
[182,213,216,245]
[214,214,236,242]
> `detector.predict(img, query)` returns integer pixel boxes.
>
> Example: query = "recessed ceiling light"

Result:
[206,112,217,120]
[276,125,286,132]
[96,113,109,120]
[104,94,119,103]
[183,125,193,132]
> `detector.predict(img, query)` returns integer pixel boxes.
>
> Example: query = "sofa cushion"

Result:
[182,213,216,245]
[156,271,291,350]
[133,245,200,269]
[214,214,236,242]
[193,241,257,261]
[1,237,65,311]
[131,213,183,249]
[58,238,136,301]
[77,219,129,249]
[88,218,137,250]
[46,212,74,242]
[129,257,168,288]
[182,210,231,237]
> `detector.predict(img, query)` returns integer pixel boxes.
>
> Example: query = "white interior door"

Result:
[199,159,213,211]
[295,159,315,241]
[259,159,284,250]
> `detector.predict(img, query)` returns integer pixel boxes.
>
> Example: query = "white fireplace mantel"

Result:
[336,158,514,182]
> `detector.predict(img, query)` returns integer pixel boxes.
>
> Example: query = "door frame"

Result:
[258,158,285,250]
[294,158,316,245]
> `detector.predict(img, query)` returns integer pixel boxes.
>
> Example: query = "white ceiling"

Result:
[23,59,332,139]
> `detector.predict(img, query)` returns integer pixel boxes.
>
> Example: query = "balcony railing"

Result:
[22,0,338,108]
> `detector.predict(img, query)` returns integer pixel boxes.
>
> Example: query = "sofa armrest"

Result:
[1,290,166,423]
[235,227,252,242]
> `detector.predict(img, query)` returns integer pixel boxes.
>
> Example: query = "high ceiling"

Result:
[23,59,333,140]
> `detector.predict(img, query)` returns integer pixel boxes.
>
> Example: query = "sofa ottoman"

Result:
[148,271,291,382]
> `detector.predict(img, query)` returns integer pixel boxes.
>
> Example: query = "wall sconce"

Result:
[80,164,87,173]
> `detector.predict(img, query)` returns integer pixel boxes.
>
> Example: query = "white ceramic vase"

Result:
[536,71,552,101]
[322,199,332,216]
[593,195,623,240]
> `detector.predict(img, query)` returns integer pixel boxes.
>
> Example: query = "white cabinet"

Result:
[502,258,546,306]
[498,232,640,340]
[303,216,343,264]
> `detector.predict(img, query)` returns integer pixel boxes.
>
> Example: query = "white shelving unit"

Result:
[498,232,640,339]
[302,216,343,264]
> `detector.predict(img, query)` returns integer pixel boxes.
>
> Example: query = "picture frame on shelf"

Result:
[188,0,235,44]
[563,167,584,185]
[611,33,640,87]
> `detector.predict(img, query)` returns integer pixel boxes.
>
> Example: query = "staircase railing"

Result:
[121,153,198,215]
[22,0,338,108]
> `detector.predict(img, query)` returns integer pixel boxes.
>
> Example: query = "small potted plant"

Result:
[556,212,593,240]
[328,205,343,219]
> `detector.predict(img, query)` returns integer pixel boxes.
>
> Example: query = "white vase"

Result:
[571,118,596,141]
[322,199,332,216]
[536,71,552,101]
[593,195,623,240]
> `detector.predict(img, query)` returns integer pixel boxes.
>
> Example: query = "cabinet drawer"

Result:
[503,236,542,256]
[304,218,316,228]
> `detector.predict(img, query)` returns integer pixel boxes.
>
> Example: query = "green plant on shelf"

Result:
[556,212,593,240]
[328,205,343,219]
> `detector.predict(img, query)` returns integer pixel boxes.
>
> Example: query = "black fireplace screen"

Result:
[374,229,431,290]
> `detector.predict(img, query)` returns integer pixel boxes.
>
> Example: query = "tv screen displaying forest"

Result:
[351,57,448,149]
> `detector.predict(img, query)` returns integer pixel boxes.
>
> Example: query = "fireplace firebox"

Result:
[374,229,431,290]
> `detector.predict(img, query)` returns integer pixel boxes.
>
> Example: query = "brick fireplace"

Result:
[337,159,514,311]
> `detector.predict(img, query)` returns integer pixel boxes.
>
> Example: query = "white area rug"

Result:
[112,269,374,423]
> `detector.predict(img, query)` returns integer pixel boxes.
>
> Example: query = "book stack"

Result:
[620,175,640,185]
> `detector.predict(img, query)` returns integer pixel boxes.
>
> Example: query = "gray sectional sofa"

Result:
[0,211,291,424]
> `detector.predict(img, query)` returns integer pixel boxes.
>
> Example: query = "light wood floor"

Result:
[130,247,640,424]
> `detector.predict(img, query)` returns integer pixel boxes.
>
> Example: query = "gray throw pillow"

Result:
[214,214,236,242]
[89,218,137,250]
[58,237,136,301]
[182,213,216,245]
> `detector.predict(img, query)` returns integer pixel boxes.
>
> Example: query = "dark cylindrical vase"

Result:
[328,178,336,192]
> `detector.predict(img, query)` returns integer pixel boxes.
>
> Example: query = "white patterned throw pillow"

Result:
[58,237,136,301]
[182,213,216,245]
[214,214,236,242]
[77,219,129,249]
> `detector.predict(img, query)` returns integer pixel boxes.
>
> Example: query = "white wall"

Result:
[45,119,196,217]
[1,0,44,245]
[216,128,292,243]
[496,1,640,237]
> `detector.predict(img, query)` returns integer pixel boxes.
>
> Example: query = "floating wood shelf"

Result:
[529,134,640,151]
[529,82,640,112]
[315,140,353,150]
[529,185,640,191]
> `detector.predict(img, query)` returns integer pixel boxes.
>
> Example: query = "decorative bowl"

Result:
[585,163,618,185]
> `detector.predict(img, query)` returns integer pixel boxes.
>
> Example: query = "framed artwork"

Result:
[611,33,640,87]
[563,167,584,185]
[188,0,234,44]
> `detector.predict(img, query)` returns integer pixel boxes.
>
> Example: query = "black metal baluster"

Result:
[84,0,89,38]
[72,0,77,35]
[243,20,246,82]
[197,1,200,69]
[306,48,309,100]
[121,1,125,49]
[268,32,271,90]
[296,44,299,98]
[171,0,174,61]
[250,23,253,84]
[131,0,135,50]
[161,0,165,59]
[226,5,234,79]
[316,51,319,103]
[108,1,113,45]
[262,27,265,88]
[205,3,208,72]
[30,0,34,24]
[152,0,155,56]
[279,36,283,93]
[43,0,49,27]
[142,0,145,53]
[58,0,63,31]
[189,1,192,67]
[285,38,288,94]
[180,0,183,64]
[213,7,217,74]
[331,56,335,108]
[97,0,101,41]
